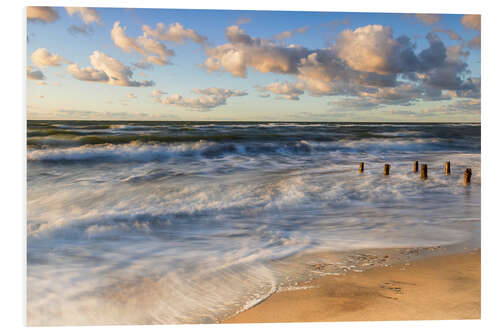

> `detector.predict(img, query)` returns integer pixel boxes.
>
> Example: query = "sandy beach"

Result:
[223,250,481,323]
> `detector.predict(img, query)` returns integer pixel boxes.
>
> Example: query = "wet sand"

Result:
[223,250,480,323]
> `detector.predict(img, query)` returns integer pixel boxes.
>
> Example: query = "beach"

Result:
[224,249,481,323]
[27,121,480,325]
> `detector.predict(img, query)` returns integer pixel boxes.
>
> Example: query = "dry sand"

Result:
[223,250,480,323]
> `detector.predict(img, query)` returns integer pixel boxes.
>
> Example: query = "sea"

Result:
[26,121,481,325]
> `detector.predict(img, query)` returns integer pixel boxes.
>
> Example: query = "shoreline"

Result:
[223,249,481,323]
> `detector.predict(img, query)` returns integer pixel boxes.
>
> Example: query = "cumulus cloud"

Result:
[414,14,441,26]
[204,25,310,78]
[416,42,475,93]
[111,21,175,66]
[27,7,59,23]
[335,25,404,75]
[201,23,479,110]
[27,65,45,80]
[142,22,207,44]
[334,25,448,76]
[204,25,450,83]
[111,21,145,55]
[67,51,154,87]
[155,88,247,110]
[65,7,102,25]
[256,81,305,100]
[31,48,67,68]
[461,15,481,49]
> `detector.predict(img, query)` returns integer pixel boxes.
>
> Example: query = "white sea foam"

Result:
[27,122,481,325]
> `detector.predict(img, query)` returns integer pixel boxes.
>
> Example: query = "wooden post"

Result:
[384,164,390,176]
[464,168,472,185]
[445,161,451,175]
[421,164,428,180]
[414,160,419,173]
[359,162,364,173]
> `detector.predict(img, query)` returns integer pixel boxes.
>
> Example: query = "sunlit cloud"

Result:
[154,88,247,110]
[67,51,155,87]
[273,26,310,42]
[256,81,305,100]
[142,22,207,44]
[31,48,67,68]
[414,14,441,26]
[203,23,478,110]
[461,15,481,49]
[27,7,59,23]
[111,21,175,66]
[65,7,102,25]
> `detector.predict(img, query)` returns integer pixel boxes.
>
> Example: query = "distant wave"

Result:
[27,136,463,164]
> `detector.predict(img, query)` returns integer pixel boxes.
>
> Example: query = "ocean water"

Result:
[27,121,481,325]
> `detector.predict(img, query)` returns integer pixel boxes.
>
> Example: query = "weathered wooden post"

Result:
[421,164,428,180]
[384,164,390,176]
[464,168,472,185]
[414,160,419,173]
[359,162,364,173]
[445,161,451,175]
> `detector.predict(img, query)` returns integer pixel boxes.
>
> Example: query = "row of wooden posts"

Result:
[358,161,472,185]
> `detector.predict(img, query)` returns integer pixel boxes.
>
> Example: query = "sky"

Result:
[26,6,481,122]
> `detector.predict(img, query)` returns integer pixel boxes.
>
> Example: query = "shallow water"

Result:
[27,121,480,325]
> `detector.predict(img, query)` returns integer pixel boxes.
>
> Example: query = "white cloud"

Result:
[65,7,102,25]
[256,81,305,100]
[111,22,174,66]
[67,63,108,82]
[67,51,154,87]
[27,7,59,23]
[155,88,247,110]
[142,22,207,44]
[202,24,478,110]
[126,92,137,99]
[335,25,404,75]
[31,48,67,68]
[204,25,309,78]
[111,21,145,55]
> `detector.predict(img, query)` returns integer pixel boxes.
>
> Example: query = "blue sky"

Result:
[27,7,481,122]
